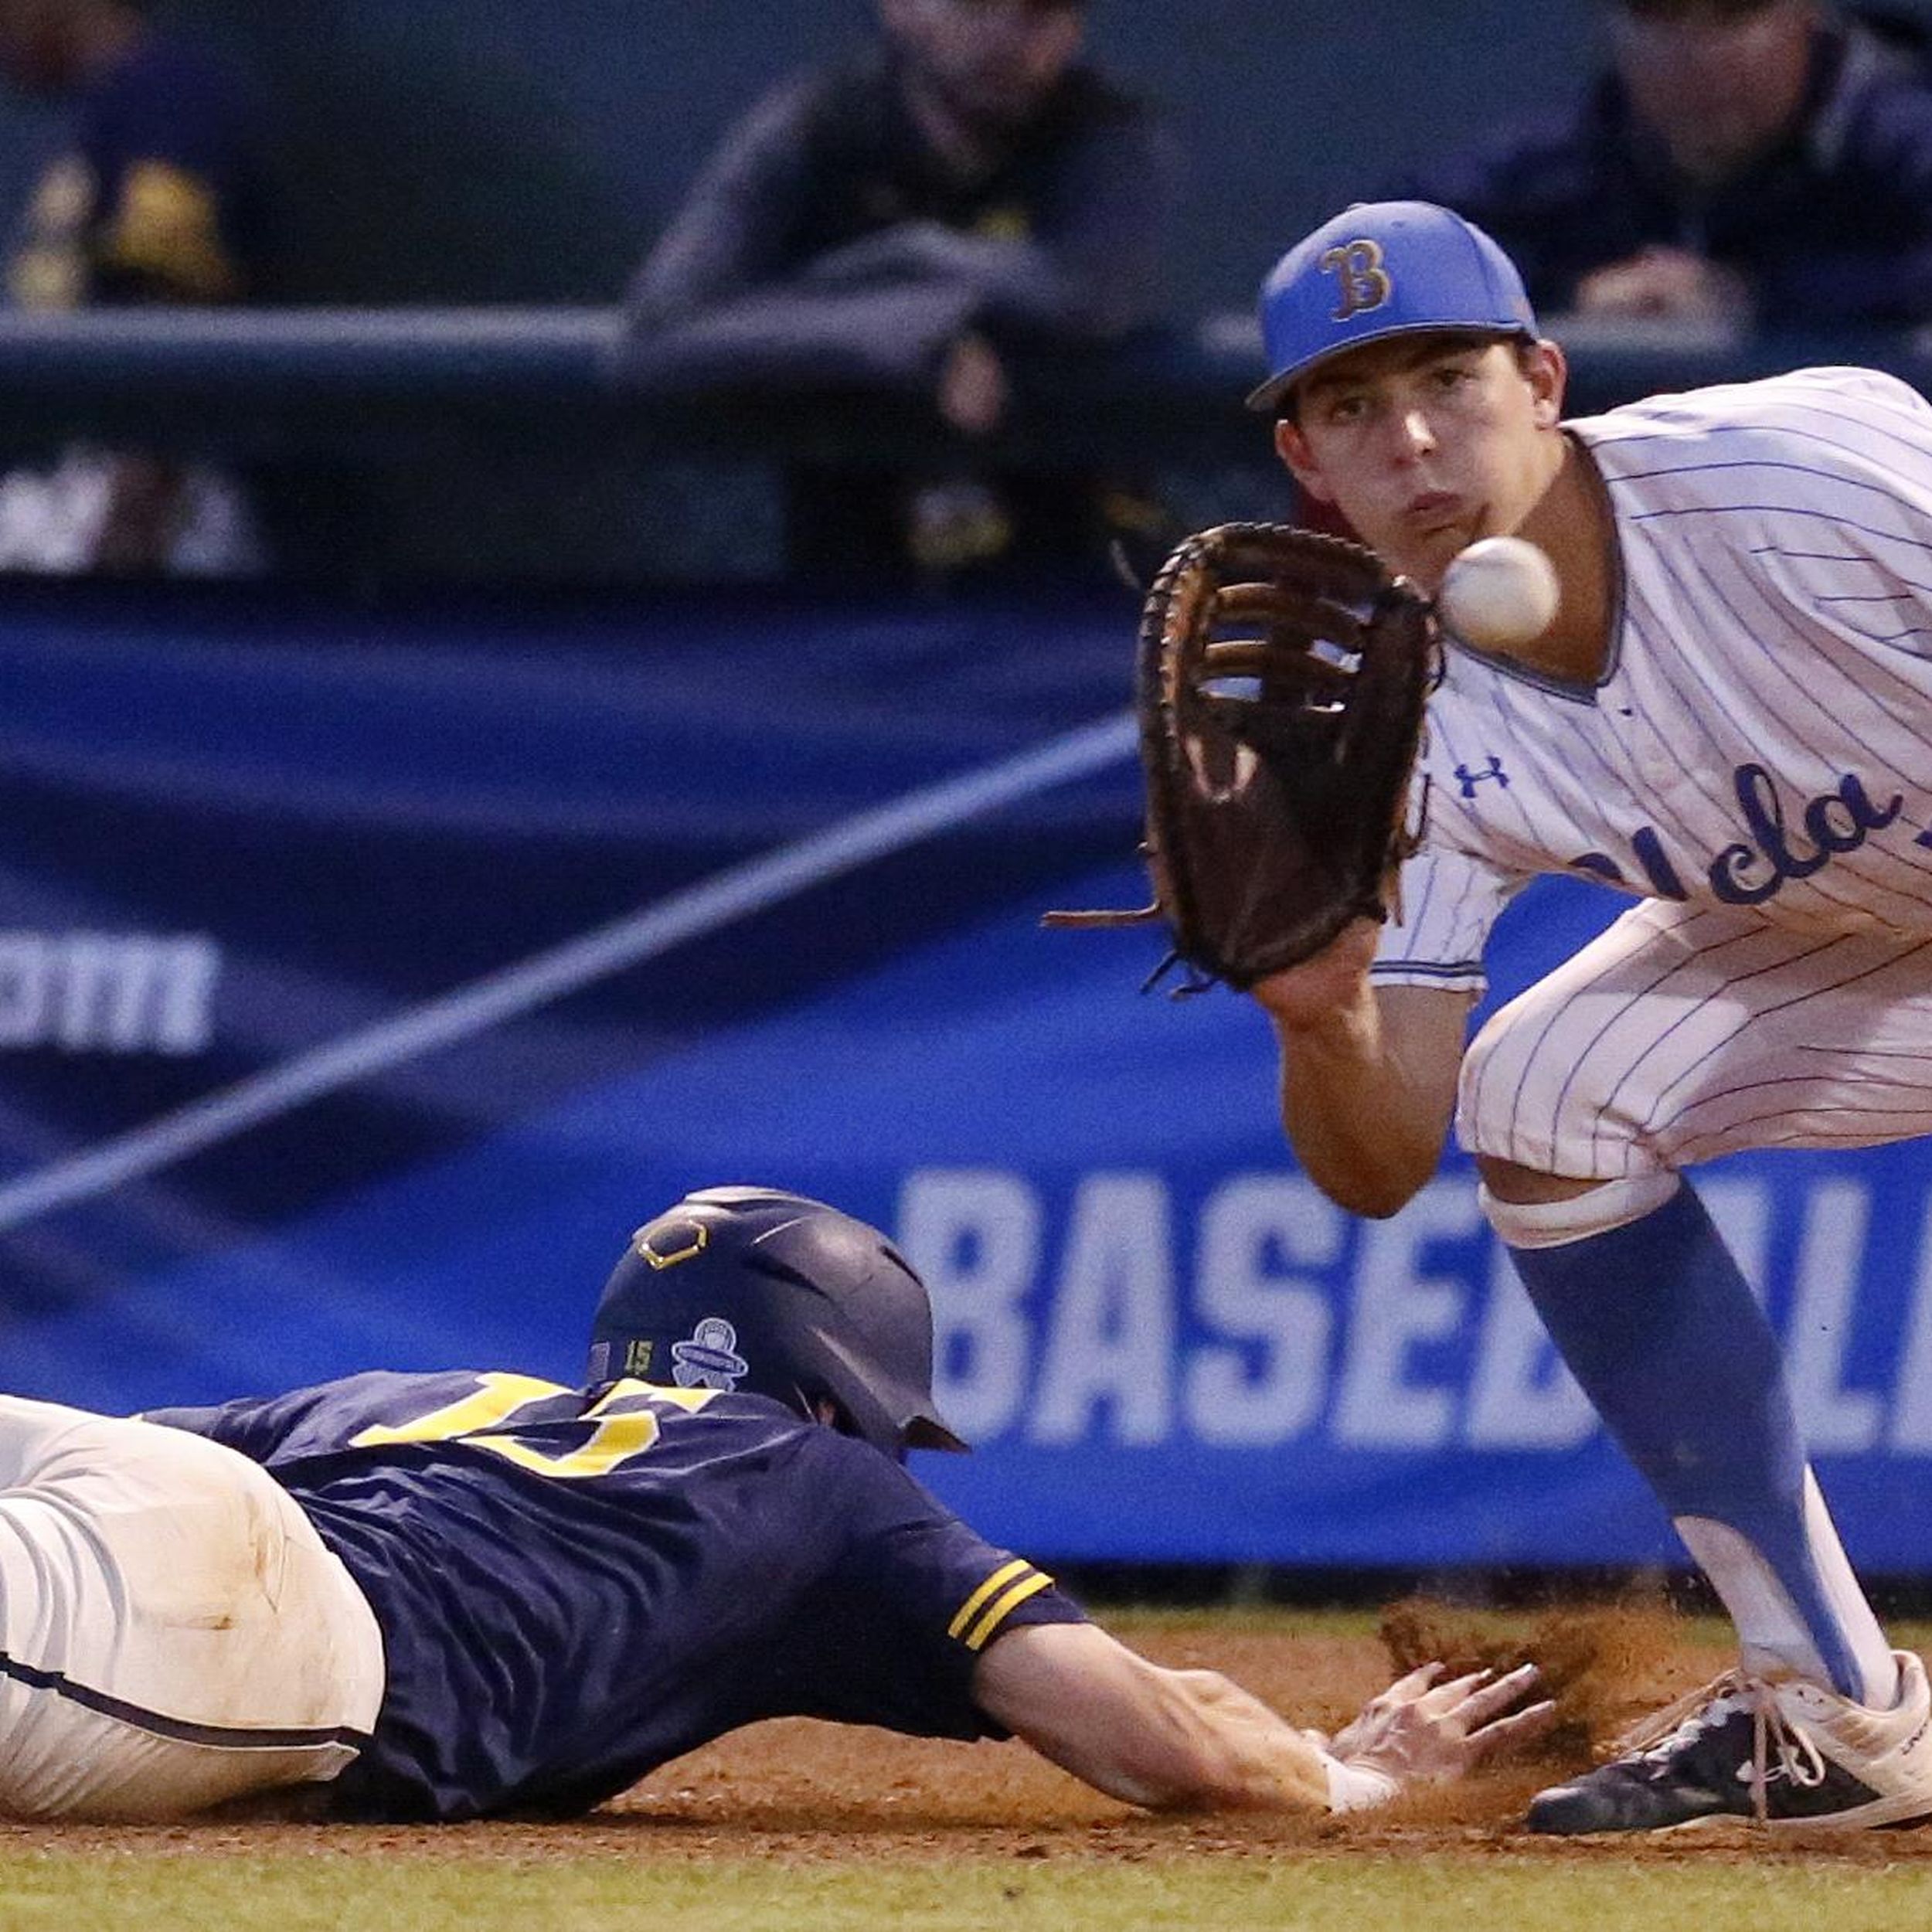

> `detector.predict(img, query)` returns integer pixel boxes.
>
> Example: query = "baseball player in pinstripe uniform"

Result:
[1245,200,1932,1835]
[0,1187,1545,1821]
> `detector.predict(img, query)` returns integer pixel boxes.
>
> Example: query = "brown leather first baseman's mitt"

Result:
[1048,522,1435,991]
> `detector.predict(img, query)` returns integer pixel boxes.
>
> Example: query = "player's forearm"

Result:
[1273,1000,1449,1218]
[1252,960,1467,1216]
[1039,1659,1413,1815]
[1133,1666,1337,1812]
[798,223,1134,339]
[620,81,815,332]
[975,1624,1334,1812]
[614,282,983,396]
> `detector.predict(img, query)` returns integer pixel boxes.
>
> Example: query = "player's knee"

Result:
[1479,1169,1682,1249]
[1474,1153,1581,1202]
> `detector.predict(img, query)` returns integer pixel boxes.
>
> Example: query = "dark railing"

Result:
[2,307,1927,583]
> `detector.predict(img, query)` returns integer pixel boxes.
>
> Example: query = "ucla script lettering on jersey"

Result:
[1369,367,1932,988]
[1570,764,1907,907]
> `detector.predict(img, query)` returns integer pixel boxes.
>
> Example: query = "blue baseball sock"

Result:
[1485,1175,1896,1706]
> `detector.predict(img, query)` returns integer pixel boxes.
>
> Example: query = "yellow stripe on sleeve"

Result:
[947,1559,1030,1641]
[962,1570,1054,1652]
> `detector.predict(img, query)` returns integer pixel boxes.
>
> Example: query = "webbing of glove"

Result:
[1136,521,1434,988]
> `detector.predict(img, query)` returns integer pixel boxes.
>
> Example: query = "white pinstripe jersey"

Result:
[1375,366,1932,993]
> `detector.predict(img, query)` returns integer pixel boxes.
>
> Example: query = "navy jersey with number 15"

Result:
[145,1371,1082,1821]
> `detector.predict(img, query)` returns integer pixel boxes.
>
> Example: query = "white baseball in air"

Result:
[1437,536,1560,651]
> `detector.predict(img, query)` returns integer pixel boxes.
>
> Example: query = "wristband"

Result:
[1321,1753,1400,1813]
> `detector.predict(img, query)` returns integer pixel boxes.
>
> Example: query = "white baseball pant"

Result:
[1458,898,1932,1177]
[0,1396,384,1820]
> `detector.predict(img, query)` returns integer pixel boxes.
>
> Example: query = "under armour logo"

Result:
[671,1315,749,1390]
[1454,757,1510,798]
[1319,239,1393,321]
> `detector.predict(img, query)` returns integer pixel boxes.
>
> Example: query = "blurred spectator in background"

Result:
[1403,1,1932,329]
[0,0,269,575]
[616,0,1179,585]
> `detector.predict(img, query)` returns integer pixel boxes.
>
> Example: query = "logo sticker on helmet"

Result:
[634,1219,709,1269]
[671,1316,750,1390]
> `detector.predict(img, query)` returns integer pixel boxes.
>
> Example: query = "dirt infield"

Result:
[5,1616,1932,1869]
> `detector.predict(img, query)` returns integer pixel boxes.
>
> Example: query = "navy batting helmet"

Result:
[586,1185,967,1459]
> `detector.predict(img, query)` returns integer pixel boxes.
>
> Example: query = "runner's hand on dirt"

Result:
[1326,1662,1556,1786]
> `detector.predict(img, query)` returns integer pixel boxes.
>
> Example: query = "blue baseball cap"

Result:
[1245,200,1539,413]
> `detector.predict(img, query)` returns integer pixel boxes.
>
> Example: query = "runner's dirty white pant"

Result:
[0,1396,384,1819]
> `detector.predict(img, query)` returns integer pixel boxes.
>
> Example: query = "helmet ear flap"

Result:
[800,1389,862,1444]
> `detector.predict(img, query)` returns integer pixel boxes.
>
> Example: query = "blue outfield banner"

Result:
[1,584,1928,1572]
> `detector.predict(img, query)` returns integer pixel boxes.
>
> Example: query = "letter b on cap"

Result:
[1320,239,1393,321]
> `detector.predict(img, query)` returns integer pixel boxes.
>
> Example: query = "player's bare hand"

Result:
[1573,246,1749,325]
[1247,917,1381,1033]
[939,332,1009,437]
[1326,1661,1556,1788]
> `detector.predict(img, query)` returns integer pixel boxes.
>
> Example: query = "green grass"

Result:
[5,1850,1932,1932]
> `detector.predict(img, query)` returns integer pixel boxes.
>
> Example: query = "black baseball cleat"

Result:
[1527,1649,1932,1835]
